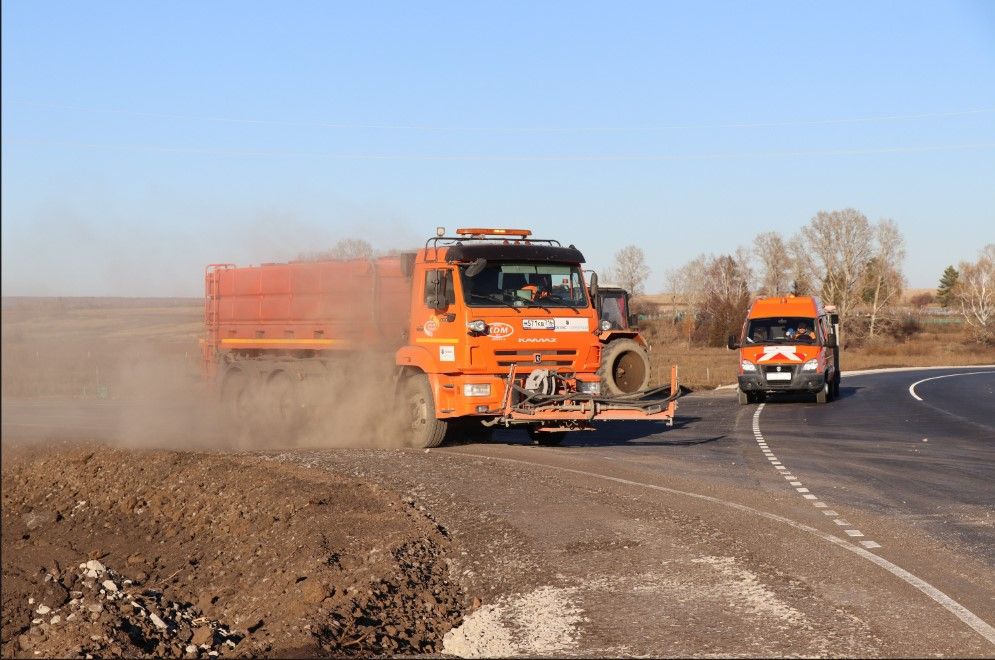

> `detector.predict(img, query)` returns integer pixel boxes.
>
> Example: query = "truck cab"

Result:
[729,295,840,404]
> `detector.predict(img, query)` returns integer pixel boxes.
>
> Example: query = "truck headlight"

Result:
[463,383,491,397]
[801,359,819,372]
[577,380,601,395]
[741,360,757,372]
[467,319,487,333]
[600,320,611,331]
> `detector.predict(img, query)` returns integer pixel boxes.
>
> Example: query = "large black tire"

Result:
[220,368,252,424]
[816,382,829,404]
[401,375,448,448]
[599,339,651,396]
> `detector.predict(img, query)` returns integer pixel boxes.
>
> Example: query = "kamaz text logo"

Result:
[519,337,556,343]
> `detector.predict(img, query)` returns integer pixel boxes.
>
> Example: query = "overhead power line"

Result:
[6,100,995,133]
[5,137,995,161]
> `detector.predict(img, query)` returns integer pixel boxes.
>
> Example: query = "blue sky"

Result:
[2,1,994,296]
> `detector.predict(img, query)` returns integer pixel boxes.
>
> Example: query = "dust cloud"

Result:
[111,350,413,451]
[1,298,414,451]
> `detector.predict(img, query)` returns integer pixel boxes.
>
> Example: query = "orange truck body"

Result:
[730,295,841,404]
[203,228,678,441]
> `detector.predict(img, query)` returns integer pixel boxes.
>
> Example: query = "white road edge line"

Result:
[908,370,995,402]
[443,450,995,647]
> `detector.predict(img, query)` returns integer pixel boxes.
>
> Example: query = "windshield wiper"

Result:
[469,292,521,313]
[519,298,552,312]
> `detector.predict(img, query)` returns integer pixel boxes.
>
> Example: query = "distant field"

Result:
[1,297,202,398]
[3,296,993,398]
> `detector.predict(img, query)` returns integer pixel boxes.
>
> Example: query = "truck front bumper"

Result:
[738,372,826,393]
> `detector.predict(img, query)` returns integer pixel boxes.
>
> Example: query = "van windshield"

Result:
[459,262,588,308]
[746,317,818,344]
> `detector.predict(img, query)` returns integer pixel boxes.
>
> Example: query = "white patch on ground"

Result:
[691,555,806,624]
[442,586,585,658]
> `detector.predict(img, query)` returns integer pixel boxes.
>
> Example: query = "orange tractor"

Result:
[203,228,679,447]
[591,286,652,395]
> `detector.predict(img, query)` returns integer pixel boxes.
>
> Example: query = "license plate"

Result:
[766,372,792,381]
[522,319,554,330]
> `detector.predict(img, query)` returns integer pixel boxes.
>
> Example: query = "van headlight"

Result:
[801,359,819,372]
[741,360,757,372]
[577,380,601,395]
[463,383,491,397]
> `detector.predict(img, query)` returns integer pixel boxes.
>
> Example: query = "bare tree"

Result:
[609,245,651,296]
[753,231,791,296]
[699,253,753,346]
[298,238,375,261]
[862,219,906,337]
[802,208,874,329]
[787,235,815,295]
[666,256,708,346]
[955,244,995,343]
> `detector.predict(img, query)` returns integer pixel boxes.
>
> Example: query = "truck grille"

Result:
[762,364,797,384]
[494,349,577,367]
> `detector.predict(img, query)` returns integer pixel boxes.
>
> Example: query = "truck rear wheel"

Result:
[599,339,651,395]
[221,369,252,424]
[265,371,305,436]
[401,375,448,448]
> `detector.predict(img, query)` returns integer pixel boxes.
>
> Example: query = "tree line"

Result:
[609,209,994,345]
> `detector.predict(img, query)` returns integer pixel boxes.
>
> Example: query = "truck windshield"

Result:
[745,317,818,344]
[459,262,588,308]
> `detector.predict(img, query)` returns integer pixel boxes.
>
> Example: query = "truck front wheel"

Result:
[401,375,448,448]
[599,339,651,395]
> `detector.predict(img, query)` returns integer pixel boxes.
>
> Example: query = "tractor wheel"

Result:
[599,339,651,396]
[527,426,566,446]
[401,375,448,448]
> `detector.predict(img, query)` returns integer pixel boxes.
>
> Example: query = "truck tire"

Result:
[599,339,651,396]
[816,382,829,404]
[401,375,448,448]
[265,371,305,436]
[221,368,251,424]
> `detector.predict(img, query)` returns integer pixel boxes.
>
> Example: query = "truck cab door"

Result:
[412,268,461,367]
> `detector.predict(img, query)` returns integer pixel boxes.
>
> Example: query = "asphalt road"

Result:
[3,366,994,656]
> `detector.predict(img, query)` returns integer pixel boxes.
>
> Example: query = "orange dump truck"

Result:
[203,228,678,447]
[728,295,841,405]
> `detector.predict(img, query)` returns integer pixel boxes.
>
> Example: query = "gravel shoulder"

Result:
[2,442,468,658]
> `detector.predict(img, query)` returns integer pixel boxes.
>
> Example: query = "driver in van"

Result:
[795,322,816,341]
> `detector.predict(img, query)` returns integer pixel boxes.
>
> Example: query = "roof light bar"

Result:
[456,228,532,237]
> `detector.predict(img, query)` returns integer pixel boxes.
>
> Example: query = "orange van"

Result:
[728,295,840,404]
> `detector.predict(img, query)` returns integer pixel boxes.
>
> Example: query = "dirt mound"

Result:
[2,443,467,657]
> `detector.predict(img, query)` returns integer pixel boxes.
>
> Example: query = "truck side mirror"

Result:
[727,334,739,350]
[628,313,639,329]
[589,272,599,305]
[465,258,487,278]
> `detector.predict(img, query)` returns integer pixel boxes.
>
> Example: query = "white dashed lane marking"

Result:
[752,403,881,549]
